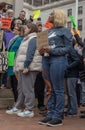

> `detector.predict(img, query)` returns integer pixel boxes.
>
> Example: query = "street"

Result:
[0,107,85,130]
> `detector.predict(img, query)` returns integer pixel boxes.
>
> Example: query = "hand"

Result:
[22,68,29,74]
[44,47,51,53]
[73,28,77,34]
[39,47,45,55]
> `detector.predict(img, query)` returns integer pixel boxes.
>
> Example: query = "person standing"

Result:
[39,9,72,126]
[7,25,24,102]
[11,10,27,31]
[6,23,42,117]
[34,23,45,111]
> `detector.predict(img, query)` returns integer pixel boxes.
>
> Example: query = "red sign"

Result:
[1,18,12,29]
[44,21,53,29]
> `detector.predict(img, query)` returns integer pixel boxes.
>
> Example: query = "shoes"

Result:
[81,104,85,107]
[7,105,14,110]
[39,110,47,116]
[66,113,77,117]
[6,108,21,114]
[80,110,85,114]
[39,117,52,125]
[47,119,63,127]
[0,84,6,89]
[80,110,85,118]
[39,106,45,111]
[80,114,85,118]
[17,110,34,117]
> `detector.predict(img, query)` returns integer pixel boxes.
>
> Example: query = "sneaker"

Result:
[6,108,21,114]
[39,117,52,125]
[80,110,85,114]
[0,84,6,89]
[81,104,85,107]
[17,110,34,117]
[47,119,63,127]
[7,105,13,110]
[39,106,45,111]
[66,113,77,117]
[80,114,85,118]
[39,110,47,116]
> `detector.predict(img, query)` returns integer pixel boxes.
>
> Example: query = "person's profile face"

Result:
[24,26,31,36]
[38,25,42,32]
[48,12,54,23]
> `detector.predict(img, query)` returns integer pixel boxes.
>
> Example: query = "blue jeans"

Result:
[44,57,67,120]
[67,78,78,114]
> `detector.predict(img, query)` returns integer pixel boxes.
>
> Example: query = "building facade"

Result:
[23,0,85,39]
[1,0,85,39]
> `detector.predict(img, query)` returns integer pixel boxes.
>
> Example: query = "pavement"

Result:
[0,107,85,130]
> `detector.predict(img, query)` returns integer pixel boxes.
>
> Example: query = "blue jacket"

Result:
[43,27,72,63]
[7,36,23,76]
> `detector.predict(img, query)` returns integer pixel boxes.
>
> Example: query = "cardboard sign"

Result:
[33,10,40,19]
[37,30,49,50]
[1,18,12,29]
[0,30,3,49]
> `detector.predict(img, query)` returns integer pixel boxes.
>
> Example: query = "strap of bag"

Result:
[2,40,5,52]
[0,29,3,50]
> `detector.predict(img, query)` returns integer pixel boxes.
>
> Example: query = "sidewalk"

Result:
[0,107,85,130]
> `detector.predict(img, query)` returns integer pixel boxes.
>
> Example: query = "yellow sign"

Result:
[33,10,40,19]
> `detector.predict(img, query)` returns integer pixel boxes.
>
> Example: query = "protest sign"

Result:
[44,21,53,29]
[8,52,15,66]
[33,10,40,19]
[1,18,12,29]
[37,30,49,50]
[70,15,77,29]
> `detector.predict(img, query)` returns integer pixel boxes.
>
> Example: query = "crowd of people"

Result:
[0,2,85,127]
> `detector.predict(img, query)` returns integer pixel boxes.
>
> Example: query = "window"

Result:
[51,0,57,2]
[23,0,64,5]
[78,6,83,14]
[67,21,71,29]
[78,19,82,31]
[68,9,72,16]
[34,0,42,6]
[44,0,49,5]
[23,0,32,4]
[7,4,13,9]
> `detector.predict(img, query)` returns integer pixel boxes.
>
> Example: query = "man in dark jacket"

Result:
[82,44,85,63]
[65,46,80,116]
[11,10,27,30]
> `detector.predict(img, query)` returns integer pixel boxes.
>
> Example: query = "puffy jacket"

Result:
[14,33,42,72]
